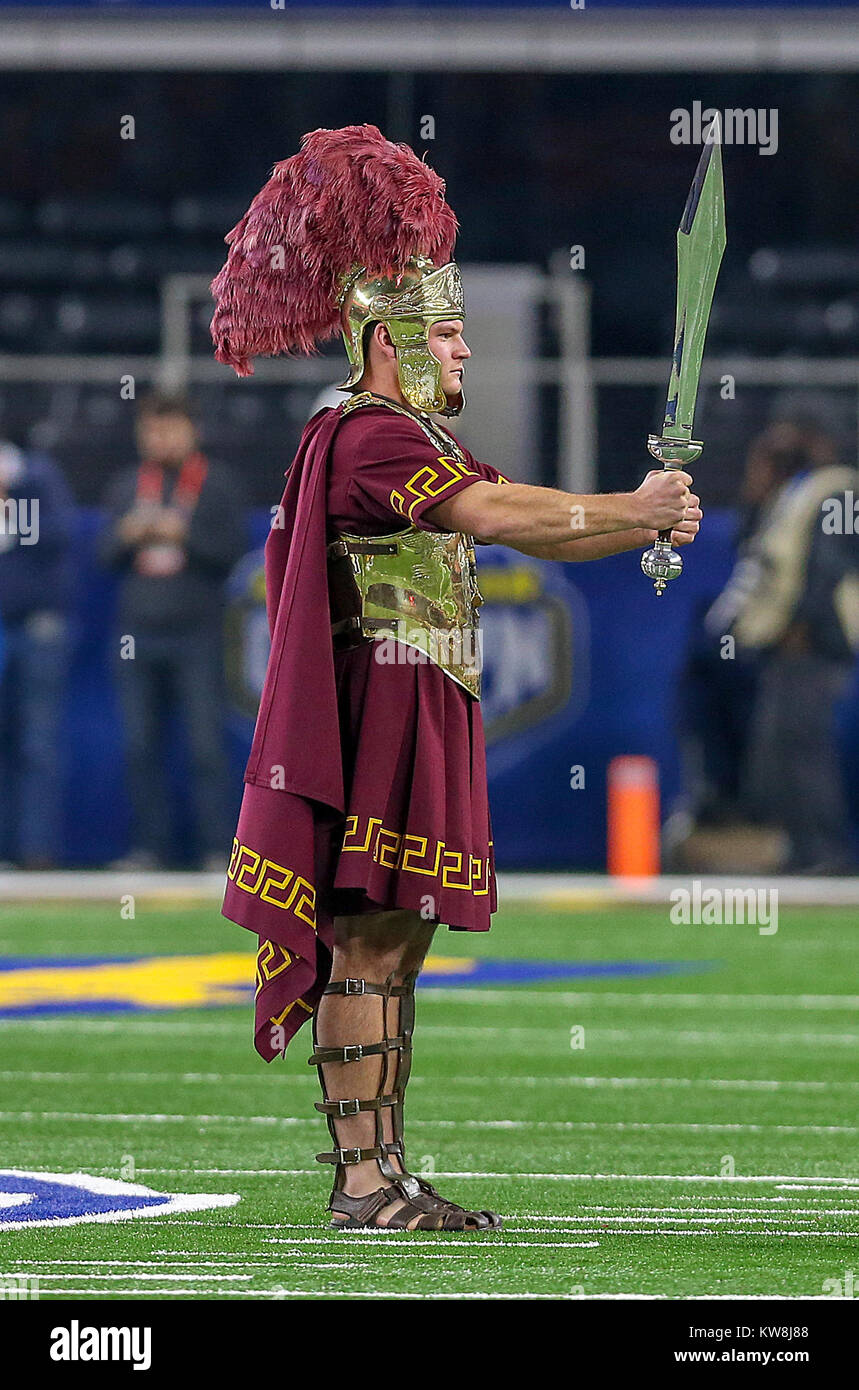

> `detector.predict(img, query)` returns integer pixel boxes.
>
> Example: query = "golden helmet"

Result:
[337,256,465,417]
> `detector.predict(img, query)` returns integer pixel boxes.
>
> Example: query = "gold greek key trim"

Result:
[229,837,317,929]
[341,815,383,854]
[401,834,443,877]
[255,939,293,995]
[269,997,314,1026]
[338,815,491,896]
[389,454,480,522]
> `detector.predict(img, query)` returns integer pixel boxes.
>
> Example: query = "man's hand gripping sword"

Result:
[641,113,727,595]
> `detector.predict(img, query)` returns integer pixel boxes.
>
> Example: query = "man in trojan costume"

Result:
[211,125,700,1232]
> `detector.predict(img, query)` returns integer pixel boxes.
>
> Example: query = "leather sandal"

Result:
[330,1174,502,1231]
[308,971,503,1232]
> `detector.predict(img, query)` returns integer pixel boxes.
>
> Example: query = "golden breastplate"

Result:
[329,527,483,699]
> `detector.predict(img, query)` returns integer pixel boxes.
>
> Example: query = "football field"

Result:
[0,893,857,1300]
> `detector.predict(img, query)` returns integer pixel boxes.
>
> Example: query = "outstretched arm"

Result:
[427,470,694,554]
[515,497,703,562]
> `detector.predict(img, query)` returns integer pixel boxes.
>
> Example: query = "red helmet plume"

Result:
[210,124,458,377]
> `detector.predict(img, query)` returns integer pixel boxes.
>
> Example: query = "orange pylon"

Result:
[607,755,660,877]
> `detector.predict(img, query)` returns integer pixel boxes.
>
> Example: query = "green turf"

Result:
[0,899,857,1299]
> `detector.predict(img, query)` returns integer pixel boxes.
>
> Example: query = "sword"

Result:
[641,113,727,595]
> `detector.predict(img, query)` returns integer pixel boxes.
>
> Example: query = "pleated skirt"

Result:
[222,642,496,1057]
[329,641,496,932]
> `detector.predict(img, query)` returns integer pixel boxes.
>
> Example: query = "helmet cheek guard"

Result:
[338,258,465,417]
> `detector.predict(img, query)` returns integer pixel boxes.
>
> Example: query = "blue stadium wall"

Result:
[53,508,859,869]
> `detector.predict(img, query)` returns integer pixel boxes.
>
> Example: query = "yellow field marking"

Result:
[0,951,479,1012]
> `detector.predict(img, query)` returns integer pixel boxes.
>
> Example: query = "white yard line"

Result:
[570,1293,849,1300]
[777,1183,859,1191]
[3,1287,585,1298]
[516,1215,848,1225]
[575,1205,859,1216]
[2,1110,857,1135]
[422,1027,859,1044]
[539,1229,859,1238]
[155,1197,859,1233]
[0,1249,599,1266]
[263,1239,597,1249]
[6,1284,847,1300]
[128,1168,859,1185]
[3,990,859,1011]
[0,1270,250,1280]
[2,1071,856,1093]
[6,1259,273,1267]
[420,991,859,1009]
[5,1018,857,1045]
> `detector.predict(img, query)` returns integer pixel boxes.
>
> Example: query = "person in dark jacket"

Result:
[0,439,75,867]
[100,392,246,869]
[707,420,859,873]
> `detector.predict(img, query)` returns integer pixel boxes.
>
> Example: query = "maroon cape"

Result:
[223,401,501,1060]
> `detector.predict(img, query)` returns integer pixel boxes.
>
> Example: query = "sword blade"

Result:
[663,113,727,441]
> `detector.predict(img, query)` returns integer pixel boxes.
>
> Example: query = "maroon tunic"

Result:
[222,399,505,1059]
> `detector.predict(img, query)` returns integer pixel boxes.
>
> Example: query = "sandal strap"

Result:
[404,1174,503,1228]
[330,1185,399,1224]
[314,1092,399,1117]
[380,1186,493,1231]
[316,1145,387,1166]
[329,1178,502,1230]
[415,1176,466,1208]
[308,1037,403,1065]
[323,978,412,998]
[383,1202,442,1231]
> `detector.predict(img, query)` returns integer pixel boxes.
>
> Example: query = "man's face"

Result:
[427,320,471,399]
[136,412,196,466]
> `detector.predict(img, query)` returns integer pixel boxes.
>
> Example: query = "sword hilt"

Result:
[640,434,703,596]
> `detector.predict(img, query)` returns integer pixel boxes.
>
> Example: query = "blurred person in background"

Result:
[0,437,75,869]
[99,392,246,870]
[706,417,859,873]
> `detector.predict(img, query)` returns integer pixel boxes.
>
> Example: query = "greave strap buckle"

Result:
[314,1092,399,1118]
[316,1145,386,1166]
[322,978,399,997]
[308,1037,403,1066]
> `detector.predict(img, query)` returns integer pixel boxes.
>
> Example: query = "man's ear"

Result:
[372,322,396,360]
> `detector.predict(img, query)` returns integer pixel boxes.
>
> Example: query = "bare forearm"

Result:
[428,471,693,544]
[469,482,642,546]
[514,529,657,562]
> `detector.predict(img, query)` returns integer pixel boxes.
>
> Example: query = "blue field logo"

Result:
[0,951,713,1018]
[0,1170,239,1230]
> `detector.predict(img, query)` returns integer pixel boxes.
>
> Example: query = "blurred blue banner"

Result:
[57,507,859,870]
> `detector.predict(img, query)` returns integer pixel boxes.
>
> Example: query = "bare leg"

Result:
[314,908,435,1227]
